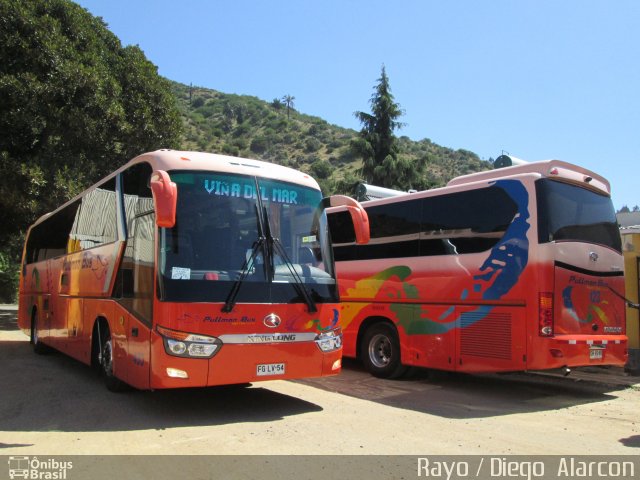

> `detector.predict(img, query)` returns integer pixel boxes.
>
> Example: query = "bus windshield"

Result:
[158,171,337,304]
[536,178,621,252]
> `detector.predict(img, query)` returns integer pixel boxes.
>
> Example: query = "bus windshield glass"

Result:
[158,171,337,304]
[536,178,621,252]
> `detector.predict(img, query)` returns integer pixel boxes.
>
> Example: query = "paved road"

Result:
[0,306,638,455]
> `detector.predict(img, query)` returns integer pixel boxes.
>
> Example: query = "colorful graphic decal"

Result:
[560,279,613,327]
[305,308,340,331]
[342,180,530,335]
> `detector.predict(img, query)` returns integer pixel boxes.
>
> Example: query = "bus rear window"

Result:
[536,179,621,252]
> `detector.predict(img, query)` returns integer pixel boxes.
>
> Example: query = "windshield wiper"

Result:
[223,179,271,313]
[262,204,317,313]
[271,236,317,313]
[222,236,264,313]
[222,177,317,313]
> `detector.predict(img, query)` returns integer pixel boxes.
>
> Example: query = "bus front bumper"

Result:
[149,331,343,389]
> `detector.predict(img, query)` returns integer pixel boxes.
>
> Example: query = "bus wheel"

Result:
[361,323,407,379]
[99,327,128,392]
[31,310,49,355]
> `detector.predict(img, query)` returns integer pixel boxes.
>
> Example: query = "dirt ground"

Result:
[1,305,638,455]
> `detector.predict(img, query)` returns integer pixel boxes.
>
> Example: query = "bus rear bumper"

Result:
[529,335,628,370]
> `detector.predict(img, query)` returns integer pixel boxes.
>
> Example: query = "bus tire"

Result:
[360,322,407,379]
[31,310,49,355]
[99,325,128,392]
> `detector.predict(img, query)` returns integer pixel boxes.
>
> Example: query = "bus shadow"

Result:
[0,340,322,433]
[295,358,629,420]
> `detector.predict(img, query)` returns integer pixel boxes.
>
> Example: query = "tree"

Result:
[271,98,284,110]
[282,94,296,120]
[310,159,332,179]
[351,65,424,189]
[0,0,183,301]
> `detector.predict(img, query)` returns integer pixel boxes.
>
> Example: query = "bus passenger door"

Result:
[115,217,154,389]
[115,161,156,389]
[124,211,154,390]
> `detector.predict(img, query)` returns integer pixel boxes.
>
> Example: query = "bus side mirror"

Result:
[328,195,370,245]
[150,170,177,228]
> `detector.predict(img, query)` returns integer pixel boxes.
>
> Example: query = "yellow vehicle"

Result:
[619,213,640,374]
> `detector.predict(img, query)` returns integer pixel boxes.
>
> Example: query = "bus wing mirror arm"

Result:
[327,195,370,245]
[150,170,178,228]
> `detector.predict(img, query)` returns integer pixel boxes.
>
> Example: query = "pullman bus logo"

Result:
[263,313,281,328]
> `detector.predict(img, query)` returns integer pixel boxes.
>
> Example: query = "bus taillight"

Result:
[539,292,554,337]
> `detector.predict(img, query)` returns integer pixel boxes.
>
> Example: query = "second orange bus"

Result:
[329,156,627,377]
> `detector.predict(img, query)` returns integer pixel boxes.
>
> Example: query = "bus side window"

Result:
[24,200,80,264]
[68,177,117,251]
[421,187,517,256]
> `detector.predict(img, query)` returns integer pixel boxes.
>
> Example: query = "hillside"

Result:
[170,81,492,195]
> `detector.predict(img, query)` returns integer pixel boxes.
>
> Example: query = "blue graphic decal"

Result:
[397,179,531,334]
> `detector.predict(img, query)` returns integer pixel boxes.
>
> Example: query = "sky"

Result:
[75,0,640,210]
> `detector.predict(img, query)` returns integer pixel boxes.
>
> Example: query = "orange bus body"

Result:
[19,150,357,390]
[330,160,627,377]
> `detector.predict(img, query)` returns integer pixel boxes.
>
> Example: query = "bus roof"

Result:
[131,150,320,190]
[447,159,611,195]
[32,150,321,227]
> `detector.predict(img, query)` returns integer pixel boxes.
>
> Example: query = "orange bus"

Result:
[328,156,627,378]
[18,150,369,390]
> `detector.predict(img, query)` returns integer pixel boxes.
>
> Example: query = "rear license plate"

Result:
[256,363,285,376]
[589,348,604,360]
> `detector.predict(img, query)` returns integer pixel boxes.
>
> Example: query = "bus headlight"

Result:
[315,328,342,353]
[157,325,222,359]
[167,339,187,355]
[187,343,218,357]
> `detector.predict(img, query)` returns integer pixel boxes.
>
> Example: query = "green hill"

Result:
[170,81,493,195]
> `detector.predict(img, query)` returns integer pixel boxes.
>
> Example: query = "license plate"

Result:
[589,348,604,360]
[256,363,285,376]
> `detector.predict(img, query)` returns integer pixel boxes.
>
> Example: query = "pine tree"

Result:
[352,66,423,189]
